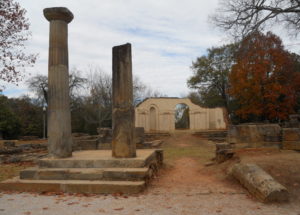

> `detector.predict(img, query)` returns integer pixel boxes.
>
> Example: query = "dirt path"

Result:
[149,131,242,195]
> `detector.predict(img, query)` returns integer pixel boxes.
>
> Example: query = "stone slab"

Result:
[20,167,148,181]
[0,177,145,194]
[227,124,281,144]
[282,141,300,150]
[38,149,160,168]
[282,128,300,142]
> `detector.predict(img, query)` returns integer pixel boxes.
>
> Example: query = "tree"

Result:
[0,0,37,84]
[175,104,189,129]
[9,96,43,137]
[187,44,237,116]
[26,68,87,105]
[133,76,165,105]
[0,94,20,139]
[84,68,112,130]
[229,31,299,121]
[211,0,300,39]
[85,67,164,130]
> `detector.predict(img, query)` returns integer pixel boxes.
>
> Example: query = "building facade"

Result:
[135,98,227,132]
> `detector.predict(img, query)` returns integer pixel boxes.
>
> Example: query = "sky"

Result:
[2,0,300,98]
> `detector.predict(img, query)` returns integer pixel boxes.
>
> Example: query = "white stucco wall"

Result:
[135,98,227,132]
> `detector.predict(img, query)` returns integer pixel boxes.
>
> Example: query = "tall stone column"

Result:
[112,43,136,158]
[44,7,73,158]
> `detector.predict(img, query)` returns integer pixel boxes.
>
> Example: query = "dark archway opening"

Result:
[175,103,190,129]
[150,106,157,131]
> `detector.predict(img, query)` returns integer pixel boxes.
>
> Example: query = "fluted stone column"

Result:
[112,43,136,158]
[44,7,73,158]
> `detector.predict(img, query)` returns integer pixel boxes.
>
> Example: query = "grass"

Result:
[163,145,214,164]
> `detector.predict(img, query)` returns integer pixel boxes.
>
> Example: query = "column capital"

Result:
[44,7,73,23]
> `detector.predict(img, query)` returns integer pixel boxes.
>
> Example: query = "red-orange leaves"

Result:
[229,31,299,121]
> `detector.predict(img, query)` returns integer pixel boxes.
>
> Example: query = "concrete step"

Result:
[0,177,145,194]
[20,167,149,181]
[38,150,160,168]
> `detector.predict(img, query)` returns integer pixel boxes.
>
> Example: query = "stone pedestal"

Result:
[112,43,136,158]
[44,7,73,158]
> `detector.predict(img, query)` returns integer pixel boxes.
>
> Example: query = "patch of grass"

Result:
[0,163,34,182]
[163,145,214,164]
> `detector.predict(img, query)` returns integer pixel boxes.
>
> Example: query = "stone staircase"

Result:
[0,149,163,194]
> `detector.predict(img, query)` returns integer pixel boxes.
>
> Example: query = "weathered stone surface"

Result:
[38,150,159,168]
[1,148,164,194]
[227,123,281,147]
[215,142,234,163]
[284,114,300,128]
[19,136,39,141]
[4,141,15,147]
[0,178,145,194]
[20,167,148,181]
[43,7,73,23]
[73,139,98,150]
[135,98,227,131]
[282,141,300,150]
[282,128,300,142]
[98,128,112,147]
[134,127,145,145]
[0,148,22,155]
[112,43,136,158]
[44,7,73,158]
[232,163,289,202]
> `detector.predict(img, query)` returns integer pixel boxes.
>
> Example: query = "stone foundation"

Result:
[0,149,163,194]
[227,124,281,148]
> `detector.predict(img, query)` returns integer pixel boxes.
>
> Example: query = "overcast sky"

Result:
[2,0,300,98]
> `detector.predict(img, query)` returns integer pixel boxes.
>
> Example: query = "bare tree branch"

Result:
[211,0,300,39]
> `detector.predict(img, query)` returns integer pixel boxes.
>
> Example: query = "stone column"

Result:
[112,43,136,158]
[43,7,73,158]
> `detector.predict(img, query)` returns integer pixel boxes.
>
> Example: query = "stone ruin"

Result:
[0,7,163,195]
[72,127,163,151]
[226,115,300,150]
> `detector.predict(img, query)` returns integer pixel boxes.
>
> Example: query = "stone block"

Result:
[227,123,281,147]
[3,141,15,148]
[135,127,145,145]
[73,139,98,150]
[282,128,300,141]
[232,163,289,202]
[20,167,148,181]
[215,142,234,163]
[0,178,145,194]
[38,150,160,168]
[282,141,300,150]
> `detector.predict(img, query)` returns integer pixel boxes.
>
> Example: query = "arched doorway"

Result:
[150,107,157,131]
[175,103,190,129]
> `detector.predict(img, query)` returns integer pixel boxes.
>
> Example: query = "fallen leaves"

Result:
[114,207,124,211]
[67,202,79,206]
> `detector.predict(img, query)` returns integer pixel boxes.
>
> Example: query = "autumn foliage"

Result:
[0,0,36,84]
[229,31,300,121]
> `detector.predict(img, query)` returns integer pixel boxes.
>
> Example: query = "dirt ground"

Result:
[0,132,300,215]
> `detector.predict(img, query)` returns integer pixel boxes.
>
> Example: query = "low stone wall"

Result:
[282,128,300,150]
[72,127,161,151]
[227,123,281,148]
